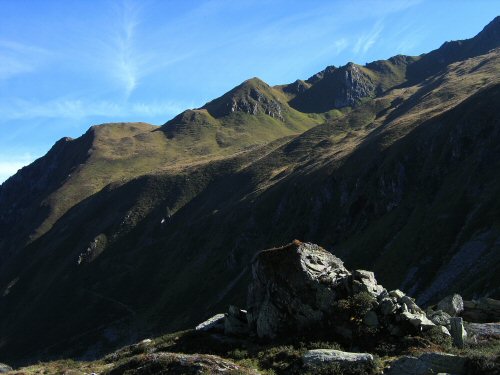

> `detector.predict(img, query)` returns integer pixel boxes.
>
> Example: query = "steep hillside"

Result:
[0,88,322,269]
[0,17,499,366]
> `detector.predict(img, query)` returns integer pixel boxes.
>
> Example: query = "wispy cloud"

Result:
[0,40,51,80]
[112,0,141,96]
[72,0,193,98]
[0,98,190,122]
[353,21,384,55]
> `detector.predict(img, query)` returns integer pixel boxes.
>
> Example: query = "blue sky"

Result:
[0,0,499,183]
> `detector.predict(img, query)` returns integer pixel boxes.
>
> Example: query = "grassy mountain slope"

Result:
[0,18,499,366]
[0,82,323,268]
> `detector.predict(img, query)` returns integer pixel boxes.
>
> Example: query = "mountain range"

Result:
[0,16,499,366]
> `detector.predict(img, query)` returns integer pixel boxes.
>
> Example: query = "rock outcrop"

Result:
[243,241,444,341]
[289,62,382,113]
[107,353,260,375]
[199,241,476,350]
[246,240,350,339]
[462,297,500,323]
[466,322,500,342]
[203,78,285,120]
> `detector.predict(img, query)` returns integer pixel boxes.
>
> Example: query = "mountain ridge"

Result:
[0,17,499,366]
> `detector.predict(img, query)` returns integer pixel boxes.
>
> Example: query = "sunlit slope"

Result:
[0,79,324,258]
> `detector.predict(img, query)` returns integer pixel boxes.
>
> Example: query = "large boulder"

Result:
[244,240,439,340]
[0,364,12,374]
[303,349,373,368]
[386,352,466,375]
[466,322,500,342]
[437,294,464,316]
[247,240,350,339]
[462,297,500,323]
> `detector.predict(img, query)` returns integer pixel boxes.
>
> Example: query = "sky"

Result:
[0,0,499,183]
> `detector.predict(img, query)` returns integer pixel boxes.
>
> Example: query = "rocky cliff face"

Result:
[288,63,379,113]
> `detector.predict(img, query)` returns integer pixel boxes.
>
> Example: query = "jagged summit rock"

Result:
[246,240,350,339]
[289,62,378,112]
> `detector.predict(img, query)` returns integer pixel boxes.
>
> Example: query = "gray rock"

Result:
[247,241,350,339]
[437,294,464,317]
[428,310,452,328]
[224,306,249,336]
[363,310,379,328]
[437,325,451,336]
[352,269,384,296]
[450,317,467,348]
[400,295,423,313]
[400,311,435,330]
[303,349,373,368]
[380,298,397,315]
[462,297,500,323]
[389,289,405,300]
[108,352,260,375]
[387,352,466,375]
[195,313,225,332]
[0,363,12,374]
[466,322,500,342]
[377,289,390,300]
[246,240,438,340]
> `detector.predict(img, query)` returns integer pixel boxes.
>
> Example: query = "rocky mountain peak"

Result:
[202,77,285,120]
[289,62,376,112]
[306,65,337,84]
[282,79,310,96]
[161,109,217,138]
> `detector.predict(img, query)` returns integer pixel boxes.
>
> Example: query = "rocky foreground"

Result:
[2,241,500,374]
